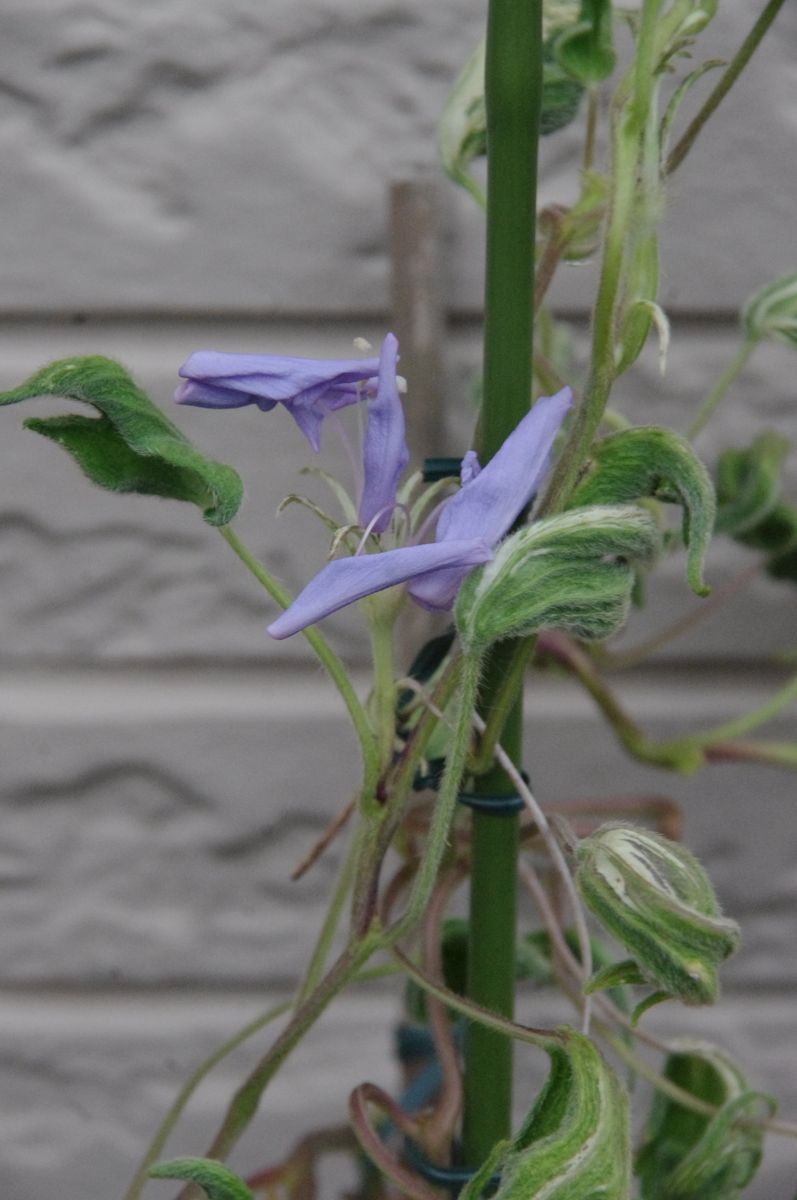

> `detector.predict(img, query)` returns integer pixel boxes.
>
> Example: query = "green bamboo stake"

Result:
[462,0,543,1167]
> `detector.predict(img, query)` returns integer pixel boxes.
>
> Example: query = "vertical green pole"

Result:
[462,0,543,1167]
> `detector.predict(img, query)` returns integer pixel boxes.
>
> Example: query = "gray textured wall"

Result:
[0,3,796,1198]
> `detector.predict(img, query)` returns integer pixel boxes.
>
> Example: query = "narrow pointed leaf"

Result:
[569,426,716,595]
[149,1158,253,1200]
[0,357,242,525]
[584,957,646,994]
[660,59,724,164]
[631,990,672,1025]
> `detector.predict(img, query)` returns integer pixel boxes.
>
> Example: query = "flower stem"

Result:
[666,0,788,176]
[539,0,662,518]
[369,617,397,771]
[294,819,363,1005]
[218,525,380,795]
[121,998,293,1200]
[686,671,797,747]
[389,653,482,941]
[463,0,544,1166]
[193,938,380,1177]
[687,338,756,440]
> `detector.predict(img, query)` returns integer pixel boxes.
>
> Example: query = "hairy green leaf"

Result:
[455,505,660,651]
[714,433,797,585]
[461,1028,630,1200]
[569,426,716,595]
[0,356,242,526]
[540,50,586,135]
[149,1158,253,1200]
[635,1040,774,1199]
[554,0,616,85]
[715,432,790,537]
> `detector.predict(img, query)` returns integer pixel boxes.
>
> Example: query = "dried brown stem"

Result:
[349,1083,442,1200]
[291,795,357,880]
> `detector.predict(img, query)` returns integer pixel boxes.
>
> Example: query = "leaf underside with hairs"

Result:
[0,356,243,526]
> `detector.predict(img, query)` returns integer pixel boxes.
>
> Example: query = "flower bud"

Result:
[742,271,797,349]
[575,824,739,1005]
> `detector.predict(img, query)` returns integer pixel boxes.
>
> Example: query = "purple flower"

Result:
[358,333,409,534]
[175,347,385,452]
[267,388,572,639]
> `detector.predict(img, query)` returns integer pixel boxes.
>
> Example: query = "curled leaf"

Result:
[743,271,797,349]
[614,236,661,376]
[0,357,242,526]
[635,1040,775,1199]
[437,39,488,205]
[569,426,716,596]
[660,59,725,165]
[149,1158,253,1200]
[714,431,790,537]
[455,505,660,651]
[461,1028,630,1200]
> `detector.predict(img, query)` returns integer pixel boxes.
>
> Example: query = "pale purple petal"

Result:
[460,450,481,485]
[407,562,478,612]
[358,334,409,534]
[175,378,278,411]
[177,351,381,400]
[175,349,382,450]
[267,539,493,639]
[435,388,572,547]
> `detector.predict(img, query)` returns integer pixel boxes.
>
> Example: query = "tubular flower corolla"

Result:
[267,386,572,638]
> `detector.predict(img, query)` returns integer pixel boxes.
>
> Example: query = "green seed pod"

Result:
[461,1028,630,1200]
[575,824,740,1005]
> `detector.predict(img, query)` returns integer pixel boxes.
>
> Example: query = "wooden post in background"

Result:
[389,178,448,667]
[389,178,446,469]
